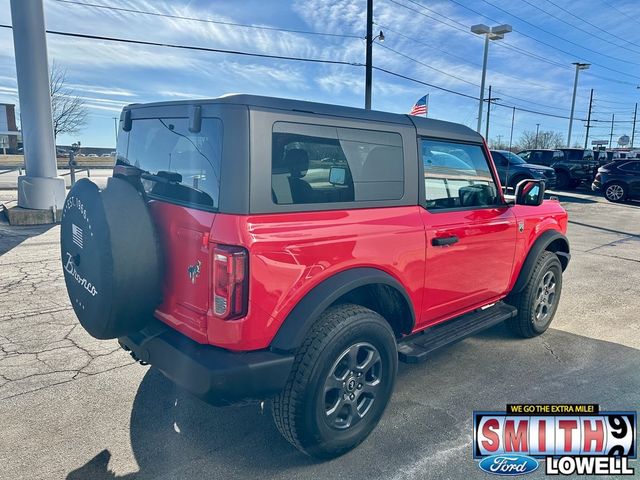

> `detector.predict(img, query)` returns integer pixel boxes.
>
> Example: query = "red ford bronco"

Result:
[61,94,569,459]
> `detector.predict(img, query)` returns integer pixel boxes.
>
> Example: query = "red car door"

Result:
[417,138,517,328]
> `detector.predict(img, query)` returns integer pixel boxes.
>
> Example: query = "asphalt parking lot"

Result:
[0,187,638,480]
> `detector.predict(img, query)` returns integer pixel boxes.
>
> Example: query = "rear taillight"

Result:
[212,245,248,319]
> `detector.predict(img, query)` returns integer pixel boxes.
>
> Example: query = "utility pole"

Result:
[584,88,594,149]
[112,117,118,144]
[632,103,637,149]
[609,113,615,147]
[485,85,492,139]
[535,123,540,149]
[508,106,516,151]
[484,86,501,140]
[567,62,590,147]
[365,0,373,110]
[9,0,65,217]
[497,134,503,148]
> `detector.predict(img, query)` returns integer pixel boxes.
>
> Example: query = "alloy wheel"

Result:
[533,271,557,327]
[605,184,624,201]
[322,342,382,430]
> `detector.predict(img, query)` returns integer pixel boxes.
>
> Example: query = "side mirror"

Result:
[515,179,545,206]
[329,166,347,186]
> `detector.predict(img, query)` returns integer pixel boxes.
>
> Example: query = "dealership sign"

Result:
[473,405,636,476]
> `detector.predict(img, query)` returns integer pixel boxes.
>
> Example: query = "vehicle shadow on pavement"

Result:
[548,192,598,204]
[0,222,54,257]
[66,326,640,480]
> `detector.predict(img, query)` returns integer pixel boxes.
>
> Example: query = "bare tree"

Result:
[49,62,87,139]
[517,130,564,149]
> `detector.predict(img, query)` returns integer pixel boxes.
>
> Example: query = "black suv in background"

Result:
[592,160,640,202]
[518,148,597,189]
[491,150,556,189]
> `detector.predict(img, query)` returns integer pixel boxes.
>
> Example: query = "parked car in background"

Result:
[592,159,640,202]
[87,153,99,158]
[518,148,597,189]
[594,150,610,167]
[101,153,113,157]
[491,150,556,189]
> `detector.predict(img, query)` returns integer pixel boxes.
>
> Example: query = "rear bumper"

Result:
[592,180,602,191]
[119,320,294,406]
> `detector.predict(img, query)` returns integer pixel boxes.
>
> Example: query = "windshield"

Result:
[116,117,223,210]
[502,151,526,165]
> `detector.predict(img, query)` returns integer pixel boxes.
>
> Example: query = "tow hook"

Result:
[118,341,149,365]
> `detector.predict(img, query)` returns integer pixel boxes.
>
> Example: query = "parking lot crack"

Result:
[543,341,561,362]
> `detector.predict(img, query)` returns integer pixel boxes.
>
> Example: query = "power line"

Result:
[376,43,479,88]
[479,0,640,65]
[388,0,640,86]
[0,23,625,126]
[52,0,361,39]
[443,0,640,80]
[523,0,640,54]
[0,24,363,67]
[598,0,640,23]
[377,42,590,115]
[374,20,589,101]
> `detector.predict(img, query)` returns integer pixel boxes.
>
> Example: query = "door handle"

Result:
[431,235,459,247]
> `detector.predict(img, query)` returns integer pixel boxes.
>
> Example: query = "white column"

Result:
[10,0,66,210]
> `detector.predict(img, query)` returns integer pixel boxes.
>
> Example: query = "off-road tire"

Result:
[510,175,528,190]
[506,251,563,338]
[272,304,397,459]
[555,170,570,190]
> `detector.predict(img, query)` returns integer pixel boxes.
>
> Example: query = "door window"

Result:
[422,139,500,210]
[271,123,404,205]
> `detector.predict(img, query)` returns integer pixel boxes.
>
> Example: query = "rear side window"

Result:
[271,122,404,205]
[619,161,640,172]
[117,117,222,210]
[422,139,500,210]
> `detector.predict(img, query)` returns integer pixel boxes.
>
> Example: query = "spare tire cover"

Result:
[60,177,162,339]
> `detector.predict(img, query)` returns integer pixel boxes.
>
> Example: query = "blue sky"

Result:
[1,0,640,148]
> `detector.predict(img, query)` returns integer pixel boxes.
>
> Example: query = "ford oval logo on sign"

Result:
[478,454,539,476]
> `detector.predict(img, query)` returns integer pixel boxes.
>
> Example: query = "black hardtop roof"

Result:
[518,148,561,152]
[124,93,483,144]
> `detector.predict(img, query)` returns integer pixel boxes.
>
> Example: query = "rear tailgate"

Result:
[150,201,215,343]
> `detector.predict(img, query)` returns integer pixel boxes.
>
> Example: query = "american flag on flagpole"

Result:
[409,94,429,117]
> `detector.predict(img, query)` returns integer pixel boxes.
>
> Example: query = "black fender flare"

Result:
[512,230,570,293]
[270,267,415,352]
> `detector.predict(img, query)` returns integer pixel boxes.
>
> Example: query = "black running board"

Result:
[397,302,517,364]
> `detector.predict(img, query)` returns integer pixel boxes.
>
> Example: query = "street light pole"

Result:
[567,62,590,147]
[365,0,373,110]
[477,33,490,133]
[471,23,512,134]
[535,123,540,149]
